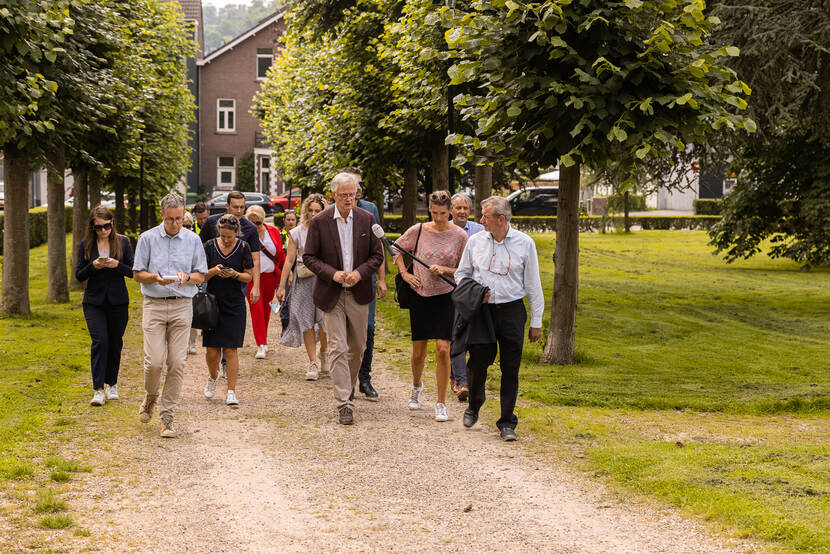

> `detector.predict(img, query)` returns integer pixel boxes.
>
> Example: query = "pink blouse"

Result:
[394,223,468,297]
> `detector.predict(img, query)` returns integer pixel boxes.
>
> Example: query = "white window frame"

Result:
[256,54,273,81]
[217,156,235,188]
[216,98,236,133]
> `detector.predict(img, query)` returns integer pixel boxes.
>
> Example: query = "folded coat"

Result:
[450,278,496,357]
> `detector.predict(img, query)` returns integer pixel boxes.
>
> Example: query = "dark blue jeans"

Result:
[358,278,376,385]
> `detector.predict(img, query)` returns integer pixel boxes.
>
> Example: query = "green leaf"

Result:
[506,105,522,117]
[560,153,576,167]
[624,0,643,8]
[635,145,649,159]
[743,118,757,133]
[723,46,740,57]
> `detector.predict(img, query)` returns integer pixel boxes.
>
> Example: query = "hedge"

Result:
[602,193,647,213]
[381,214,721,233]
[0,206,74,255]
[693,198,723,215]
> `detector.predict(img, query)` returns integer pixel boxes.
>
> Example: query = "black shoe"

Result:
[463,408,478,428]
[500,427,518,442]
[359,381,379,401]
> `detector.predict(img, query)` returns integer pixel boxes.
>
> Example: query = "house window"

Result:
[256,48,273,80]
[260,156,271,194]
[217,99,235,132]
[217,156,235,187]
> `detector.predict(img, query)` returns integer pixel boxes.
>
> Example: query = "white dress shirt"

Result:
[333,207,354,273]
[260,230,276,274]
[455,225,545,328]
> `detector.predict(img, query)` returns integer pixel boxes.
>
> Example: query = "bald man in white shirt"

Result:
[454,196,544,442]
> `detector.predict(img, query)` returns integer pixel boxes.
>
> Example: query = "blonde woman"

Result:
[245,205,285,359]
[276,194,329,380]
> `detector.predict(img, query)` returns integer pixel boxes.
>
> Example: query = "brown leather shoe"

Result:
[456,386,469,402]
[138,395,157,424]
[338,406,354,425]
[450,380,459,395]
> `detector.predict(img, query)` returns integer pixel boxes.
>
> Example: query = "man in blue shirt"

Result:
[449,192,485,402]
[133,193,208,438]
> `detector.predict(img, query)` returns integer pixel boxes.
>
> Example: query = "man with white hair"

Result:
[133,193,207,438]
[454,196,544,442]
[449,192,485,401]
[302,172,384,425]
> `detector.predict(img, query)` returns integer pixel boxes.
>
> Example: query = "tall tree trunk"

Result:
[128,191,139,232]
[542,163,580,365]
[431,143,449,191]
[70,168,89,291]
[113,177,126,231]
[47,146,69,303]
[1,146,31,315]
[473,163,493,219]
[88,170,101,207]
[402,162,418,229]
[624,190,631,233]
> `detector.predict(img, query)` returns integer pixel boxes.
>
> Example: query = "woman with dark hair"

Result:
[394,190,468,422]
[276,194,329,381]
[203,214,254,407]
[75,205,135,406]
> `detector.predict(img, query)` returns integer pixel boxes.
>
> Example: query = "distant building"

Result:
[197,10,286,196]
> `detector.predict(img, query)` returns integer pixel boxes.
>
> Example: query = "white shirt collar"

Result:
[158,224,181,239]
[488,224,515,244]
[333,208,352,222]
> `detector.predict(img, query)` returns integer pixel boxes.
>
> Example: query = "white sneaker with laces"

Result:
[408,384,424,410]
[306,360,319,381]
[204,377,217,399]
[435,402,448,422]
[90,389,106,406]
[255,345,267,359]
[105,384,119,400]
[188,343,198,355]
[226,390,239,407]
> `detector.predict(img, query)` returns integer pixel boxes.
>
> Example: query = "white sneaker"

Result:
[188,343,198,355]
[306,360,319,381]
[105,384,119,400]
[255,345,267,359]
[226,390,239,407]
[204,376,217,399]
[319,352,329,375]
[90,389,106,406]
[408,384,424,410]
[435,402,448,422]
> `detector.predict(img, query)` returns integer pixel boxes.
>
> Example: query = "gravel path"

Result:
[69,320,750,553]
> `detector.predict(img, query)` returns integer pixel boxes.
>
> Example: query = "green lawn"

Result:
[377,230,830,552]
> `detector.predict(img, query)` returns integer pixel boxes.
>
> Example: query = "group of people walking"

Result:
[76,169,543,442]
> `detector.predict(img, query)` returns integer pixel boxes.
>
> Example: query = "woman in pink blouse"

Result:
[394,190,468,422]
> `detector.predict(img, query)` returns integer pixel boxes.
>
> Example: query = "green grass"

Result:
[44,457,91,474]
[49,470,71,483]
[33,489,68,513]
[39,514,74,529]
[377,230,830,552]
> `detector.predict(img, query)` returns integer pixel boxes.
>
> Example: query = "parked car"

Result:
[270,187,302,214]
[207,192,276,216]
[507,186,558,216]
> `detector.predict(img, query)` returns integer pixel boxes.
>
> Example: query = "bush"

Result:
[0,206,74,255]
[606,193,647,213]
[693,198,723,215]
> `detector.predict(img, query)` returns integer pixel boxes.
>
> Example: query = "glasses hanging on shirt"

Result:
[487,242,511,275]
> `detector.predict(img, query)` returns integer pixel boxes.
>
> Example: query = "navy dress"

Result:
[203,238,254,348]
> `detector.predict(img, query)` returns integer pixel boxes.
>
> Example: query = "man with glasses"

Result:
[302,172,384,425]
[133,193,207,438]
[454,196,544,442]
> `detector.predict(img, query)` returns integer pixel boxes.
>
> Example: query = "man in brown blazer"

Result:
[302,172,384,425]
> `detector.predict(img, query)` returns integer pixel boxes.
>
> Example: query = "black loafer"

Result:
[463,408,478,428]
[359,381,379,401]
[500,427,518,442]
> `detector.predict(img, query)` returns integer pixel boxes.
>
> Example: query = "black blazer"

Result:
[76,236,135,305]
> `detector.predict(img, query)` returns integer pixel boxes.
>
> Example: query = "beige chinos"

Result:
[323,290,369,409]
[142,297,192,422]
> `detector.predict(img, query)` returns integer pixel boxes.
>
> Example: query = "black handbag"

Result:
[192,290,219,330]
[394,223,423,309]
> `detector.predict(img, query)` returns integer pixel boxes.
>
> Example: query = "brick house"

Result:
[197,10,286,196]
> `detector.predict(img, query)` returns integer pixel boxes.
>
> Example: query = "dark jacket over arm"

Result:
[75,236,134,305]
[451,278,495,357]
[302,207,383,311]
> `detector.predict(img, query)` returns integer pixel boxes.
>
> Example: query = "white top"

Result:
[260,230,276,274]
[289,224,309,262]
[455,225,545,328]
[333,208,354,273]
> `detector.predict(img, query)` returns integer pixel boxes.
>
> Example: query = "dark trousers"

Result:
[466,300,526,430]
[358,279,377,385]
[83,302,129,390]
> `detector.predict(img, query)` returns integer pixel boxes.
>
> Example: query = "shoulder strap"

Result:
[414,223,423,254]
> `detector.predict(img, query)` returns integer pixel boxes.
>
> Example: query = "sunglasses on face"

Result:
[94,222,113,231]
[253,220,262,226]
[183,224,193,229]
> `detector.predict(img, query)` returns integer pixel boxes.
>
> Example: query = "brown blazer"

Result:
[302,206,384,312]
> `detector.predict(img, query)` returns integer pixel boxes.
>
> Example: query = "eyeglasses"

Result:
[487,242,511,276]
[183,224,193,229]
[336,192,356,199]
[94,222,113,231]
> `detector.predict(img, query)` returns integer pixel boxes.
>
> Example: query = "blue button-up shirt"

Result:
[462,220,485,238]
[133,224,208,298]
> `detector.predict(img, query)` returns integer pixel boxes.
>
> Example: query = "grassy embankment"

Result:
[377,230,830,552]
[0,237,144,549]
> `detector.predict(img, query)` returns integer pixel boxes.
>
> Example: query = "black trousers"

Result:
[466,300,526,430]
[83,303,129,390]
